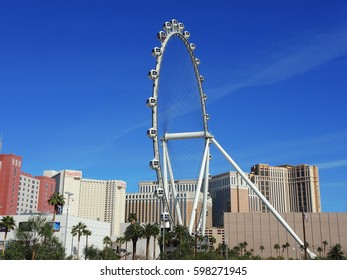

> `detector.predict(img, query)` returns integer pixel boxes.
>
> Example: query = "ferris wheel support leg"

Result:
[201,140,211,235]
[211,138,317,259]
[188,139,210,235]
[164,143,183,225]
[162,141,172,222]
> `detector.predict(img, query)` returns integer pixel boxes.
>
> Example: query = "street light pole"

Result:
[64,192,73,252]
[302,209,307,260]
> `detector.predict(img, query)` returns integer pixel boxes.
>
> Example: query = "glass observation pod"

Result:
[157,31,167,42]
[163,21,172,31]
[190,43,196,51]
[203,93,207,101]
[200,75,204,83]
[161,212,170,222]
[171,19,179,27]
[149,159,160,170]
[205,114,210,120]
[154,187,164,198]
[147,128,157,139]
[148,69,158,80]
[152,47,161,58]
[195,58,200,65]
[178,22,185,31]
[146,97,156,108]
[184,31,190,39]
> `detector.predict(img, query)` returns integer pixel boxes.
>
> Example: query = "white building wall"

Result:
[18,174,40,214]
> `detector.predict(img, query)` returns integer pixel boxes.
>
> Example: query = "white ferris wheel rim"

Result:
[147,19,210,178]
[146,19,211,228]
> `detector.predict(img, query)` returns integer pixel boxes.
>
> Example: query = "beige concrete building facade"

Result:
[210,164,321,227]
[45,170,126,238]
[79,179,126,237]
[209,171,249,227]
[224,212,347,259]
[126,179,213,228]
[250,164,321,213]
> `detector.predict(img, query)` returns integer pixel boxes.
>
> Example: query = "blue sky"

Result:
[1,1,346,212]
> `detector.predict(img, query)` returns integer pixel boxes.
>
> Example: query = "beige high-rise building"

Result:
[209,164,321,227]
[45,169,126,238]
[209,171,249,227]
[125,179,213,229]
[79,179,126,237]
[250,164,321,213]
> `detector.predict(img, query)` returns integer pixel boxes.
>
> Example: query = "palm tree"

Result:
[259,245,265,259]
[127,213,137,224]
[274,243,280,257]
[103,236,112,248]
[239,242,245,257]
[322,240,328,256]
[142,223,159,260]
[242,241,248,254]
[71,222,87,259]
[47,193,65,223]
[208,236,216,251]
[327,244,345,260]
[124,222,144,260]
[115,236,126,258]
[151,223,160,260]
[83,229,92,259]
[284,242,290,259]
[317,246,323,258]
[0,216,16,256]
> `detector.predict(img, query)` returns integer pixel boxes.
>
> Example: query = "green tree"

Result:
[239,242,246,257]
[317,246,323,258]
[322,240,328,256]
[127,213,137,224]
[259,245,265,259]
[47,193,65,224]
[83,229,92,259]
[71,222,87,259]
[274,244,280,257]
[142,223,158,260]
[124,222,144,260]
[84,245,102,260]
[151,223,160,260]
[0,216,16,256]
[285,242,290,259]
[103,236,112,248]
[327,244,345,260]
[3,215,65,260]
[208,236,216,251]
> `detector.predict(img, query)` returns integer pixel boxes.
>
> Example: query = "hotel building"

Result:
[209,164,321,227]
[0,154,55,215]
[126,179,213,228]
[46,170,126,237]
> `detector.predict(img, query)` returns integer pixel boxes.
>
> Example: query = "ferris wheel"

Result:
[146,19,211,235]
[146,19,316,259]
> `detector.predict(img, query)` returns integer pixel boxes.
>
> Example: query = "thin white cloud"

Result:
[208,24,347,101]
[314,158,347,170]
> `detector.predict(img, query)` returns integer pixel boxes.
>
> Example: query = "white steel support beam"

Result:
[164,143,183,225]
[211,137,317,259]
[188,139,210,235]
[164,131,212,141]
[201,140,210,235]
[162,141,170,215]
